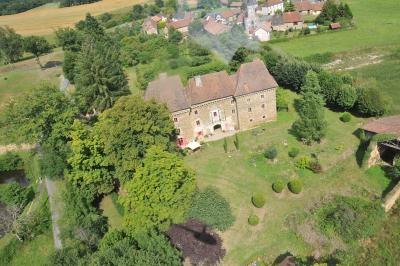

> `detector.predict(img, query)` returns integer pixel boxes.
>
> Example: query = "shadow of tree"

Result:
[43,61,62,69]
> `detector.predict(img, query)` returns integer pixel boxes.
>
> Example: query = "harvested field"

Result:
[0,0,148,36]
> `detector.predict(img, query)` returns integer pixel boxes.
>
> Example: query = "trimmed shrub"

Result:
[288,180,303,194]
[248,214,259,225]
[295,156,311,169]
[288,147,300,158]
[272,180,285,193]
[264,146,278,160]
[188,187,235,231]
[252,193,266,208]
[340,112,352,122]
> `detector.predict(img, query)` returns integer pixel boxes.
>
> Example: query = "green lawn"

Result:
[0,50,63,108]
[8,231,54,266]
[185,91,391,265]
[272,0,400,57]
[347,49,400,115]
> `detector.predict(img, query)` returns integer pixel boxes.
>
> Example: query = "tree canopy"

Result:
[0,26,24,64]
[23,35,52,68]
[121,146,196,233]
[66,121,114,203]
[292,71,327,143]
[74,36,129,113]
[95,96,176,184]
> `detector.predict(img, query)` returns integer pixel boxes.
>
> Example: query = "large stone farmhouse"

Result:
[145,59,278,147]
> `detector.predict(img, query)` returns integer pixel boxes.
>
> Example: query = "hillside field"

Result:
[271,0,400,57]
[0,0,147,36]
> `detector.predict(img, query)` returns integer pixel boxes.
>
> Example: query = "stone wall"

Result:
[172,88,277,142]
[236,88,276,130]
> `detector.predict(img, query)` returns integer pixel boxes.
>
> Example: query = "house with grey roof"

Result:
[145,59,278,146]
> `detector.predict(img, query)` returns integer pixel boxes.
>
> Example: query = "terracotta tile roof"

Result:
[186,71,236,105]
[168,18,191,29]
[151,15,162,23]
[234,59,278,96]
[361,116,400,135]
[142,18,157,32]
[236,12,245,23]
[145,60,278,111]
[230,1,243,7]
[220,8,242,19]
[266,0,283,7]
[258,20,272,31]
[204,19,230,35]
[145,74,189,112]
[283,11,302,23]
[294,1,313,11]
[313,2,323,11]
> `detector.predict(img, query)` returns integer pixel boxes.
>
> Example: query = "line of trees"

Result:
[0,0,51,16]
[0,26,52,67]
[59,0,100,8]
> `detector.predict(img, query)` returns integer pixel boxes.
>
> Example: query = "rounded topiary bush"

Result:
[248,214,259,225]
[288,180,303,194]
[272,180,285,193]
[251,193,266,208]
[264,146,278,160]
[340,112,352,122]
[288,147,300,158]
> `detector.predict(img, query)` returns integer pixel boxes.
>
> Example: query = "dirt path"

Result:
[45,177,62,249]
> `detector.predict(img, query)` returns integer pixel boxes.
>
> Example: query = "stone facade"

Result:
[145,59,278,147]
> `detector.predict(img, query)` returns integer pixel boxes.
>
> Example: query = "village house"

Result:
[294,0,323,15]
[144,59,278,146]
[272,11,303,31]
[230,1,243,8]
[203,17,230,35]
[217,9,242,24]
[168,17,192,35]
[260,0,284,16]
[253,21,272,41]
[142,17,158,35]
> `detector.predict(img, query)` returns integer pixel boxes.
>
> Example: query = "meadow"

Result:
[0,50,63,109]
[271,0,400,58]
[184,91,391,265]
[0,0,148,36]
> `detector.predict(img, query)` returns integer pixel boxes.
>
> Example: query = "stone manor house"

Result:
[145,59,278,147]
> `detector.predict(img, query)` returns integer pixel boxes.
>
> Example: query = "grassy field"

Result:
[185,91,391,265]
[347,49,400,115]
[0,0,148,36]
[0,50,63,109]
[271,0,400,57]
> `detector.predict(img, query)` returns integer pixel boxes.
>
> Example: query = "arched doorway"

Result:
[213,124,222,134]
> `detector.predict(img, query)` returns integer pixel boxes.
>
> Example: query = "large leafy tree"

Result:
[94,96,176,183]
[0,84,78,146]
[66,121,114,203]
[292,71,327,143]
[0,26,24,64]
[121,146,196,233]
[23,35,52,69]
[74,36,129,113]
